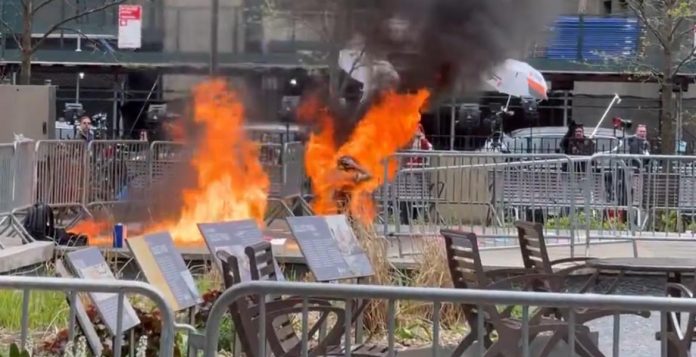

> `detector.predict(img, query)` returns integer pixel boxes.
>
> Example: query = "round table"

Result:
[587,257,696,275]
[588,257,696,357]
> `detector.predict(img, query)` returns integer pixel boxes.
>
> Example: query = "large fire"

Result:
[74,79,269,246]
[155,79,269,245]
[302,90,430,223]
[73,82,427,246]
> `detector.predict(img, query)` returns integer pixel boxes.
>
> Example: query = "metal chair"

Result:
[442,229,603,357]
[515,221,650,356]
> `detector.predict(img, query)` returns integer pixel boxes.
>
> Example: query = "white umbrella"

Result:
[486,59,548,101]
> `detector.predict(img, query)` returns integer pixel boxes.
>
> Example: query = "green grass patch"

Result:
[0,290,68,330]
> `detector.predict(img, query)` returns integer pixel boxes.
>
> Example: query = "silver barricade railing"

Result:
[260,142,284,198]
[376,152,580,253]
[584,154,696,245]
[34,140,88,206]
[85,140,150,204]
[203,280,696,357]
[149,141,189,187]
[281,141,305,198]
[0,144,15,214]
[0,276,178,356]
[12,139,36,210]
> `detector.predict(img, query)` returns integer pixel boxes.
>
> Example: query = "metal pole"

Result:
[75,73,80,104]
[449,94,456,151]
[563,90,569,127]
[210,0,220,75]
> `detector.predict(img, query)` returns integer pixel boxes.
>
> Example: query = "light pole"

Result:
[210,0,220,75]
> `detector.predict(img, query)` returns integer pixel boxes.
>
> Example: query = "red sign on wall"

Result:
[118,5,142,49]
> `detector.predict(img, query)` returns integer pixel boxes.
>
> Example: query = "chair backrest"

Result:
[246,241,281,282]
[515,221,553,275]
[216,250,262,357]
[440,229,501,324]
[245,241,302,356]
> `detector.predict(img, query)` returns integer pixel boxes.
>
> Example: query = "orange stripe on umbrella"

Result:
[527,76,548,100]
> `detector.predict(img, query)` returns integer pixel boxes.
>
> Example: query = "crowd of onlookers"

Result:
[559,121,650,157]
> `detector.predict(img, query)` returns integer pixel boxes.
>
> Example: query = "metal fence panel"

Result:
[0,276,177,356]
[203,280,696,357]
[281,141,305,197]
[86,140,150,204]
[0,144,15,213]
[35,140,88,206]
[12,139,35,209]
[376,152,579,251]
[149,141,189,188]
[260,143,284,198]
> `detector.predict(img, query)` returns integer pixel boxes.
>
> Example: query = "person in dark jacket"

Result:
[625,124,650,155]
[76,116,93,143]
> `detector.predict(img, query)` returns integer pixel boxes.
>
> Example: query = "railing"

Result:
[203,280,696,357]
[0,276,178,356]
[376,151,696,254]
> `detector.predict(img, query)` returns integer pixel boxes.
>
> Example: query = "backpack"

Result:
[23,203,55,241]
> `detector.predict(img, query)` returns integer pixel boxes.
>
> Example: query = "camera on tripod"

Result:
[612,116,633,130]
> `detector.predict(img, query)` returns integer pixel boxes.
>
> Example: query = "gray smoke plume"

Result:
[299,0,558,143]
[362,0,558,93]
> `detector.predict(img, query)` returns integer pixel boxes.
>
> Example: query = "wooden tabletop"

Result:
[588,257,696,273]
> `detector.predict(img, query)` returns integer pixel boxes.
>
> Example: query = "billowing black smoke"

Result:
[299,0,558,144]
[363,0,558,93]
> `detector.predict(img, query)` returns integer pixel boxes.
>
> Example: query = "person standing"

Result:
[76,116,93,143]
[625,124,650,155]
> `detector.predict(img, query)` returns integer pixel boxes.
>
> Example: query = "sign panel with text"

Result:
[286,215,374,282]
[66,247,140,334]
[127,232,200,311]
[118,5,142,49]
[198,220,285,281]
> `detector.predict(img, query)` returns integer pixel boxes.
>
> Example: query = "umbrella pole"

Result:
[504,95,512,111]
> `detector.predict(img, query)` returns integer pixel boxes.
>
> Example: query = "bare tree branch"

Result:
[625,0,670,49]
[672,42,696,75]
[31,0,59,16]
[30,0,125,55]
[0,18,23,50]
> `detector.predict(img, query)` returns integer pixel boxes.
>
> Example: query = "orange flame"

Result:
[70,219,112,246]
[303,90,430,223]
[150,79,270,245]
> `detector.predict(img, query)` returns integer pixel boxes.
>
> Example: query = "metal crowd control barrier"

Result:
[376,151,696,257]
[35,140,88,206]
[264,141,313,224]
[13,139,36,210]
[203,280,696,357]
[86,140,150,204]
[0,144,15,214]
[376,152,583,254]
[580,154,696,245]
[0,276,177,357]
[149,141,189,187]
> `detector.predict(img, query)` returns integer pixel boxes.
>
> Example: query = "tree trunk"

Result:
[20,49,32,84]
[660,81,675,154]
[19,0,33,85]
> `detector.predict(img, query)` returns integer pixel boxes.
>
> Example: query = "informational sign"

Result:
[324,215,375,277]
[118,5,142,49]
[286,215,374,282]
[127,232,201,311]
[197,220,285,281]
[66,247,140,335]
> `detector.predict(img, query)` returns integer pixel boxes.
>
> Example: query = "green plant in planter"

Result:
[6,344,30,357]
